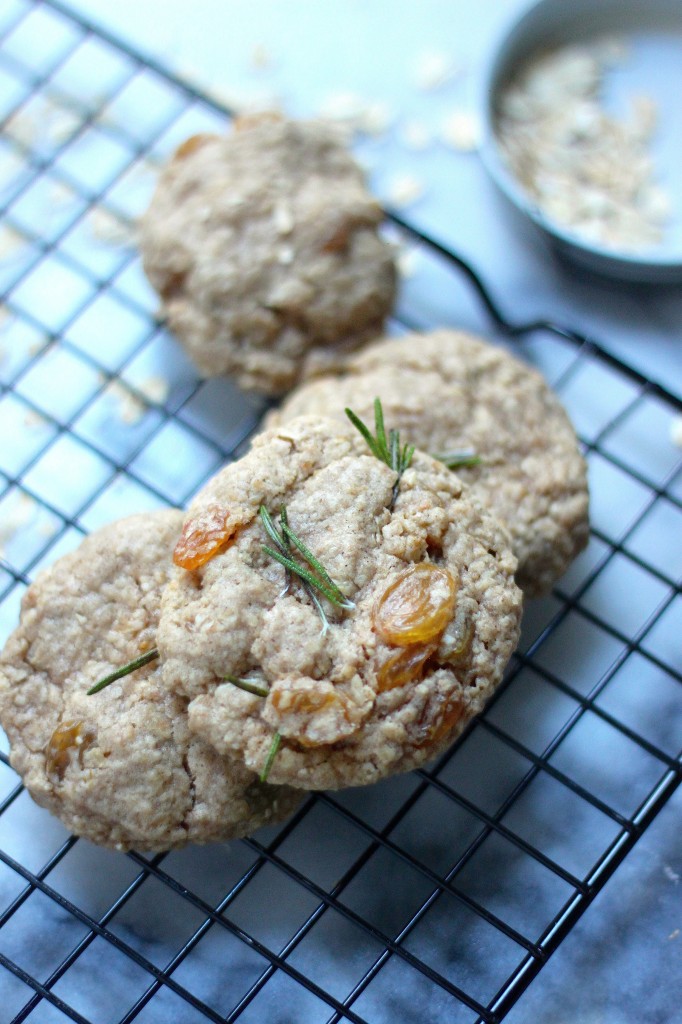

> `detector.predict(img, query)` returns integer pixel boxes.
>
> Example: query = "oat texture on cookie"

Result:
[266,329,589,596]
[139,115,397,395]
[157,416,523,790]
[0,511,302,851]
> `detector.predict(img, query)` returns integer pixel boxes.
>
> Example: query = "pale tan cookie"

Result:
[0,511,302,851]
[158,416,522,790]
[139,115,397,395]
[266,329,589,596]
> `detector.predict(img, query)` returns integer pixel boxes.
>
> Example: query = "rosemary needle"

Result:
[433,450,482,470]
[263,545,353,608]
[224,674,281,780]
[259,506,353,630]
[224,674,270,698]
[279,522,354,609]
[345,398,414,509]
[260,731,282,783]
[87,648,159,695]
[260,506,330,632]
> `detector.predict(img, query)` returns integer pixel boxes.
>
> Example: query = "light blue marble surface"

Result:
[0,2,680,1022]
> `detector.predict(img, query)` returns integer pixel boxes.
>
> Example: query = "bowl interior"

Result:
[481,0,682,280]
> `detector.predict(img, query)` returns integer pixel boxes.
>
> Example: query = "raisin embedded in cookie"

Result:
[158,416,523,791]
[139,115,397,395]
[266,329,589,596]
[0,511,302,851]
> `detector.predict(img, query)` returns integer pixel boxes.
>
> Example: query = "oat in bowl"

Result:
[480,0,682,281]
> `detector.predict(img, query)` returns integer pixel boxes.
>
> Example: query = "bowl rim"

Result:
[478,0,682,279]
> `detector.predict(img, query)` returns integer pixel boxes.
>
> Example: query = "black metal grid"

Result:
[0,2,680,1022]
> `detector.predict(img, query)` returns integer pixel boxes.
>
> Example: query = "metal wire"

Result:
[0,2,680,1023]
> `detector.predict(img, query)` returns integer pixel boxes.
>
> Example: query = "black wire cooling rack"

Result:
[0,2,680,1022]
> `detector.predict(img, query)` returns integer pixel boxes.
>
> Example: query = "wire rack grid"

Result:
[0,2,680,1023]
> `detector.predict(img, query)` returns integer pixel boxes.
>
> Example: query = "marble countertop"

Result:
[0,1,680,1021]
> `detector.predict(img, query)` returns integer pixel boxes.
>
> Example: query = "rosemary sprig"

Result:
[433,450,482,470]
[260,731,282,783]
[224,674,270,698]
[259,506,353,632]
[224,674,281,781]
[87,648,159,695]
[345,398,415,508]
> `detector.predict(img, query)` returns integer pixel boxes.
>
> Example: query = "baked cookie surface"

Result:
[267,329,589,596]
[0,511,302,851]
[139,115,396,395]
[158,416,523,790]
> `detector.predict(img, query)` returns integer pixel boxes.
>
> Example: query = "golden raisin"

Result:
[321,221,352,254]
[173,133,218,160]
[438,603,474,666]
[374,563,458,647]
[45,721,96,780]
[270,688,342,716]
[173,505,236,570]
[427,700,465,746]
[270,685,352,748]
[376,643,436,692]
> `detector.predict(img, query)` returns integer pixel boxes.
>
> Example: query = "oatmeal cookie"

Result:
[0,511,302,851]
[158,416,522,790]
[266,329,589,596]
[139,115,397,395]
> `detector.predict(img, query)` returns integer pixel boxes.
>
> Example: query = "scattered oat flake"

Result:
[664,865,680,883]
[398,120,433,151]
[670,417,682,448]
[0,225,27,263]
[137,375,169,406]
[385,173,425,209]
[88,206,134,247]
[104,380,146,425]
[412,50,461,91]
[27,338,46,357]
[440,110,481,152]
[23,409,46,429]
[0,149,26,192]
[49,182,75,208]
[0,493,37,556]
[251,43,276,71]
[669,928,680,941]
[3,110,37,148]
[318,92,393,137]
[44,101,81,145]
[38,519,57,539]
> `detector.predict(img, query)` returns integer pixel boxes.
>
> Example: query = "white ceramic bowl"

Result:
[480,0,682,283]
